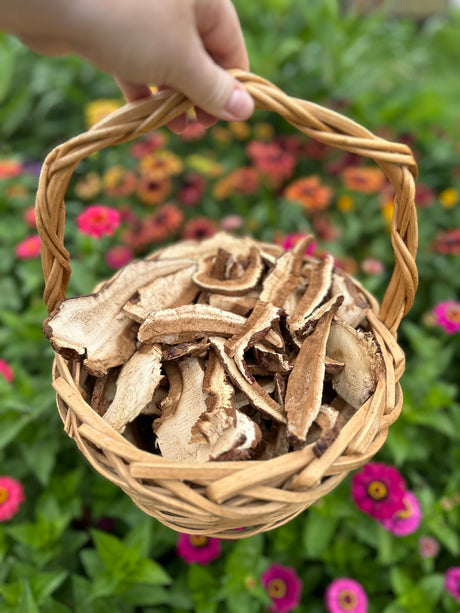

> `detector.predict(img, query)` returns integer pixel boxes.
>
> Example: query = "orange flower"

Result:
[213,167,259,200]
[152,203,184,234]
[284,176,333,212]
[0,159,22,178]
[137,175,172,205]
[103,166,137,197]
[229,121,251,140]
[138,151,183,180]
[74,172,102,200]
[342,166,384,193]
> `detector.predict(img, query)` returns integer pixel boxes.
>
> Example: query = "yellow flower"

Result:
[254,122,274,140]
[138,151,183,179]
[337,195,354,212]
[85,99,123,128]
[381,200,394,226]
[229,121,251,140]
[439,187,459,209]
[74,172,102,200]
[211,126,232,143]
[186,154,223,178]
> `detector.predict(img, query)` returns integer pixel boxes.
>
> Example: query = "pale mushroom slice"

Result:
[285,296,342,445]
[43,258,192,376]
[102,343,163,433]
[138,304,246,345]
[154,232,256,262]
[330,270,369,328]
[289,254,334,333]
[259,235,314,307]
[326,318,385,409]
[208,293,259,317]
[224,300,283,382]
[162,339,210,361]
[154,358,211,462]
[193,246,264,296]
[191,351,261,461]
[209,336,286,424]
[122,262,199,323]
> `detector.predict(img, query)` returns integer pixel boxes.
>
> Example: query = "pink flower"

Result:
[105,245,134,269]
[325,578,368,613]
[23,206,36,228]
[220,214,244,232]
[176,533,221,565]
[77,205,121,239]
[178,172,205,206]
[380,491,422,536]
[418,536,440,559]
[432,300,460,334]
[351,462,406,521]
[15,234,41,259]
[431,228,460,255]
[0,159,22,178]
[282,233,317,257]
[361,258,385,275]
[182,217,217,240]
[0,359,14,383]
[261,563,302,613]
[0,476,25,521]
[445,567,460,603]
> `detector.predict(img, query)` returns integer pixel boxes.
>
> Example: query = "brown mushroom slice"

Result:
[103,343,163,433]
[154,358,211,462]
[224,301,283,382]
[330,270,369,328]
[255,421,290,460]
[324,356,345,375]
[310,405,341,457]
[259,235,314,307]
[285,297,341,445]
[326,319,385,409]
[162,339,210,361]
[43,259,191,376]
[252,343,291,375]
[208,293,259,317]
[122,263,199,323]
[138,304,246,345]
[209,336,286,424]
[90,368,119,417]
[289,254,334,329]
[191,352,261,461]
[193,246,264,296]
[290,294,345,343]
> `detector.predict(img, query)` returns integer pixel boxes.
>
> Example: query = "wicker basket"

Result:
[35,71,418,538]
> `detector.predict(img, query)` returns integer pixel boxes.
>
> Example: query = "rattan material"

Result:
[35,71,418,538]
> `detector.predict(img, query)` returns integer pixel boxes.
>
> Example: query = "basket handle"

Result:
[35,70,418,334]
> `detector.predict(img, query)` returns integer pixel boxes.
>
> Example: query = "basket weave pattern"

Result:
[36,71,418,538]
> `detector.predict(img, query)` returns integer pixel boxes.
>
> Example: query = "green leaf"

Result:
[17,581,39,613]
[302,510,340,558]
[187,565,220,613]
[390,567,414,596]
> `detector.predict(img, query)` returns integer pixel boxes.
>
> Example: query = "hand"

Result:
[2,0,254,131]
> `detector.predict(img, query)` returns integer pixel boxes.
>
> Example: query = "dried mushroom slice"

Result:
[138,304,246,345]
[252,343,291,375]
[326,318,385,409]
[289,254,334,330]
[191,352,261,461]
[285,296,342,445]
[193,246,264,295]
[154,358,210,462]
[259,235,314,307]
[224,300,283,382]
[330,270,369,328]
[122,262,199,323]
[103,343,163,433]
[155,232,255,262]
[209,336,286,424]
[43,259,189,376]
[290,294,345,343]
[208,293,259,317]
[162,339,210,361]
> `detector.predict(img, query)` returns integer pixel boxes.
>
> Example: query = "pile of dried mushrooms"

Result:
[43,232,384,462]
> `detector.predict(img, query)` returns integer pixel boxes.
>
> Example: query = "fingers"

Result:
[115,78,152,102]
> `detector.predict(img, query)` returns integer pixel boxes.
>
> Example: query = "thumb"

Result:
[169,42,254,122]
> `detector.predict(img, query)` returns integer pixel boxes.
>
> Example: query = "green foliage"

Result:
[1,2,460,612]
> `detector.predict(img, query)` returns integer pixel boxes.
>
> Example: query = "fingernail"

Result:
[224,86,254,121]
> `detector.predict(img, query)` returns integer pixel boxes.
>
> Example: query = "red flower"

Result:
[176,533,221,565]
[130,132,167,158]
[15,235,41,259]
[178,172,206,206]
[0,359,14,383]
[351,462,406,521]
[0,476,25,521]
[105,245,134,269]
[182,217,217,240]
[23,206,36,228]
[0,159,22,178]
[77,205,120,239]
[247,140,296,185]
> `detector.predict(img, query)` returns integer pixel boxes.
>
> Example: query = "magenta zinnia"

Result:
[432,300,460,334]
[176,533,221,565]
[261,563,302,613]
[0,359,14,383]
[380,491,422,536]
[351,462,406,521]
[0,476,25,521]
[325,578,368,613]
[77,205,120,239]
[445,567,460,603]
[15,234,41,259]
